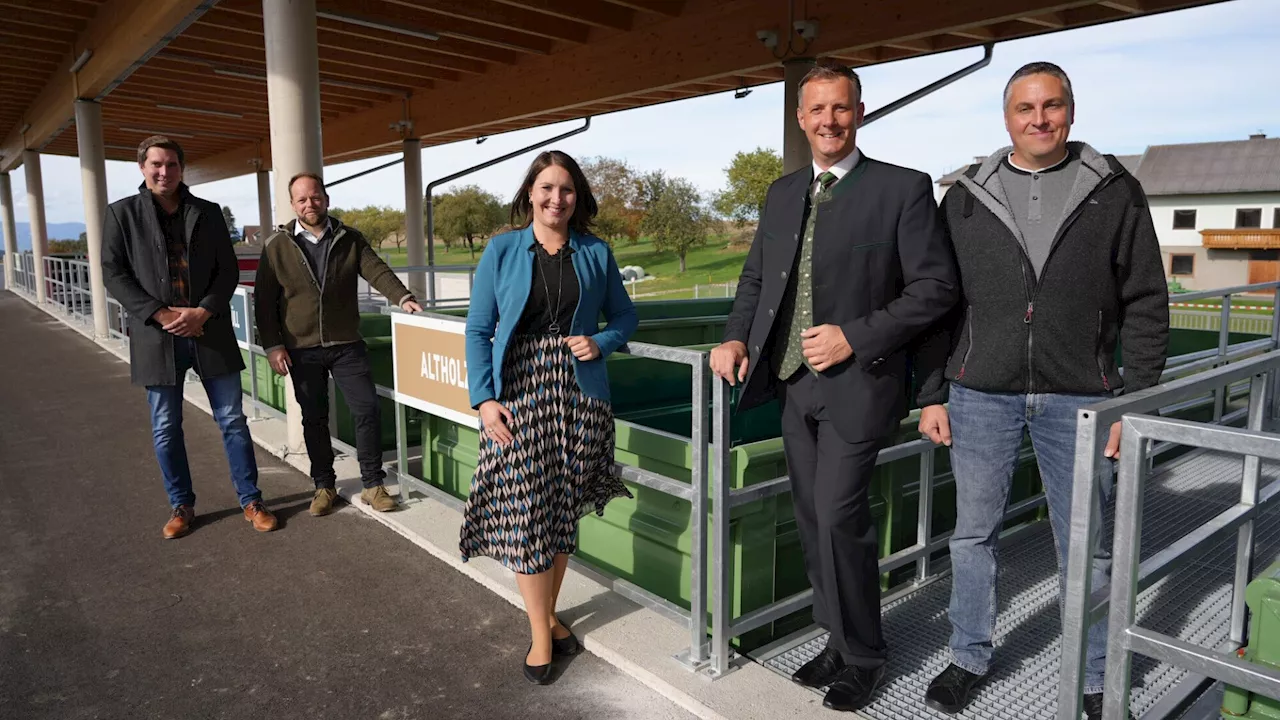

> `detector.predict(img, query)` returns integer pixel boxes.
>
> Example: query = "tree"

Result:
[713,147,782,226]
[634,170,669,212]
[221,205,238,238]
[580,156,642,245]
[48,239,88,255]
[330,206,406,250]
[640,177,710,273]
[433,185,505,259]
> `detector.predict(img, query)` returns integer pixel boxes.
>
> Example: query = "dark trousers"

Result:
[779,370,888,667]
[289,342,386,489]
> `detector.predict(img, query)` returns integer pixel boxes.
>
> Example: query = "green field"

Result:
[379,234,752,300]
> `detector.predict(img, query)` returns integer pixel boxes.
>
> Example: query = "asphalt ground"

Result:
[0,292,694,720]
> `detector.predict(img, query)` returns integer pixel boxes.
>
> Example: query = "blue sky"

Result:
[7,0,1278,231]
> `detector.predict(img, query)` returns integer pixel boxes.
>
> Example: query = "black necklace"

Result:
[536,242,565,335]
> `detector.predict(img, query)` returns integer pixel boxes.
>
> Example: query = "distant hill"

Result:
[9,222,87,250]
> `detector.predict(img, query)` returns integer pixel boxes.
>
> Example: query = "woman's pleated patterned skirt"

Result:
[459,334,632,575]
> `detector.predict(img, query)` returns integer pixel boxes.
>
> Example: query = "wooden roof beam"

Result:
[1098,0,1144,11]
[1017,11,1067,28]
[603,0,684,16]
[1,0,211,172]
[487,0,635,30]
[882,36,935,53]
[0,0,96,21]
[948,25,998,41]
[377,0,591,44]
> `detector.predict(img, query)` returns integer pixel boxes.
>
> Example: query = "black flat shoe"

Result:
[552,629,581,657]
[523,644,553,685]
[924,663,987,714]
[792,646,846,689]
[823,665,885,712]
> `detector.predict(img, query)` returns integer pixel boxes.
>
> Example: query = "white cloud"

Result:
[6,0,1278,230]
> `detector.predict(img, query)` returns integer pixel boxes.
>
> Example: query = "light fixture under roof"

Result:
[316,10,440,41]
[155,104,243,119]
[734,87,753,99]
[119,127,196,139]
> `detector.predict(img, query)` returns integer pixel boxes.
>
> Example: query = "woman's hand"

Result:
[479,400,515,446]
[565,335,601,361]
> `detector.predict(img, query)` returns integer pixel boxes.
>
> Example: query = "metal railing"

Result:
[1057,281,1280,719]
[1056,353,1280,719]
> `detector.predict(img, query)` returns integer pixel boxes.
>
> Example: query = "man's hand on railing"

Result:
[400,296,423,313]
[268,348,292,376]
[479,400,515,446]
[710,340,749,386]
[918,405,952,446]
[1104,421,1122,459]
[161,307,209,338]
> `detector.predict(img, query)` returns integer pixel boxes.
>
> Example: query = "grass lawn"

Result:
[378,234,753,300]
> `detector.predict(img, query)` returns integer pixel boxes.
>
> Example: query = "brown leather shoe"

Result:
[163,505,194,539]
[243,500,278,532]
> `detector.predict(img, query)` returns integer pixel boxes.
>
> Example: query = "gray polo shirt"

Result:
[997,150,1081,278]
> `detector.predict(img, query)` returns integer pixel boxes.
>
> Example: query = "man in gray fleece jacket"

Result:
[914,62,1167,719]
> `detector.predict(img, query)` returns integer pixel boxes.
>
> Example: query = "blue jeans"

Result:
[946,383,1114,694]
[146,338,260,509]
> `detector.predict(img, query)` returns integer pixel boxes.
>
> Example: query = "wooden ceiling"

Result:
[2,0,1229,182]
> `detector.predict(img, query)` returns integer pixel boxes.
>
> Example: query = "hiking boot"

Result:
[925,663,987,714]
[163,505,194,539]
[310,487,338,517]
[361,485,398,512]
[243,500,278,532]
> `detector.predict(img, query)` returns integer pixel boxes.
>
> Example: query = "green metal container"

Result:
[1222,560,1280,718]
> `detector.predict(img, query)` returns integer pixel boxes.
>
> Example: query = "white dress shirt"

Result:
[810,148,863,196]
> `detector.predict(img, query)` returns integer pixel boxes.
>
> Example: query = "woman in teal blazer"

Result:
[460,150,638,684]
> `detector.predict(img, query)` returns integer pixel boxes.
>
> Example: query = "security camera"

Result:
[756,29,778,49]
[794,19,819,42]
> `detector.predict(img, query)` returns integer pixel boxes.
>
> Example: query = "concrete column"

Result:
[263,0,324,455]
[75,100,110,339]
[23,150,48,304]
[782,58,816,175]
[0,173,16,292]
[255,168,272,242]
[402,138,426,300]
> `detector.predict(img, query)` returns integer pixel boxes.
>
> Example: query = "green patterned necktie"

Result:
[817,170,838,193]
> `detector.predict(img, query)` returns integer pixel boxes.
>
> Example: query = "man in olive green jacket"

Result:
[254,172,423,516]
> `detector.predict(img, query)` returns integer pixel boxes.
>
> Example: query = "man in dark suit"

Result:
[710,64,958,712]
[101,135,276,539]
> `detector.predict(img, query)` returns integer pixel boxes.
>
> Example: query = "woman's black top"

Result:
[514,240,580,336]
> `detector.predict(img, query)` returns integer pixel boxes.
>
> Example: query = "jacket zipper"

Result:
[287,227,335,346]
[979,171,1124,396]
[1096,310,1111,391]
[956,307,975,379]
[185,210,202,377]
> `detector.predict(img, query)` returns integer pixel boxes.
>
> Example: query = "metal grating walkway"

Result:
[754,448,1280,719]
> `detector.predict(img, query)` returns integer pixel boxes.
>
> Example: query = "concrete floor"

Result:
[0,292,694,720]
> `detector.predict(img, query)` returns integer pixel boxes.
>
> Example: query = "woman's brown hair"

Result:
[509,150,598,235]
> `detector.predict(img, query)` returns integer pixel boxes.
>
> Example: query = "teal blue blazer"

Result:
[465,225,638,408]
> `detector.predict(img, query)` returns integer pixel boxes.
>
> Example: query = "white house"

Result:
[1135,134,1280,291]
[935,134,1280,292]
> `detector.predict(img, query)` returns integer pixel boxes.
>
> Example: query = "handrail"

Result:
[1058,331,1280,718]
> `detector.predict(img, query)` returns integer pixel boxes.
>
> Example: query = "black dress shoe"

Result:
[552,629,581,657]
[1083,692,1133,720]
[523,644,553,685]
[792,646,846,688]
[822,665,886,712]
[924,663,987,714]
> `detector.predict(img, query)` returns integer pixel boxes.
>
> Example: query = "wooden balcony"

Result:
[1201,229,1280,249]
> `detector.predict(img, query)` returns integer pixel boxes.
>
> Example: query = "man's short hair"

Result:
[137,135,185,167]
[797,63,863,105]
[1003,61,1074,110]
[288,172,327,200]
